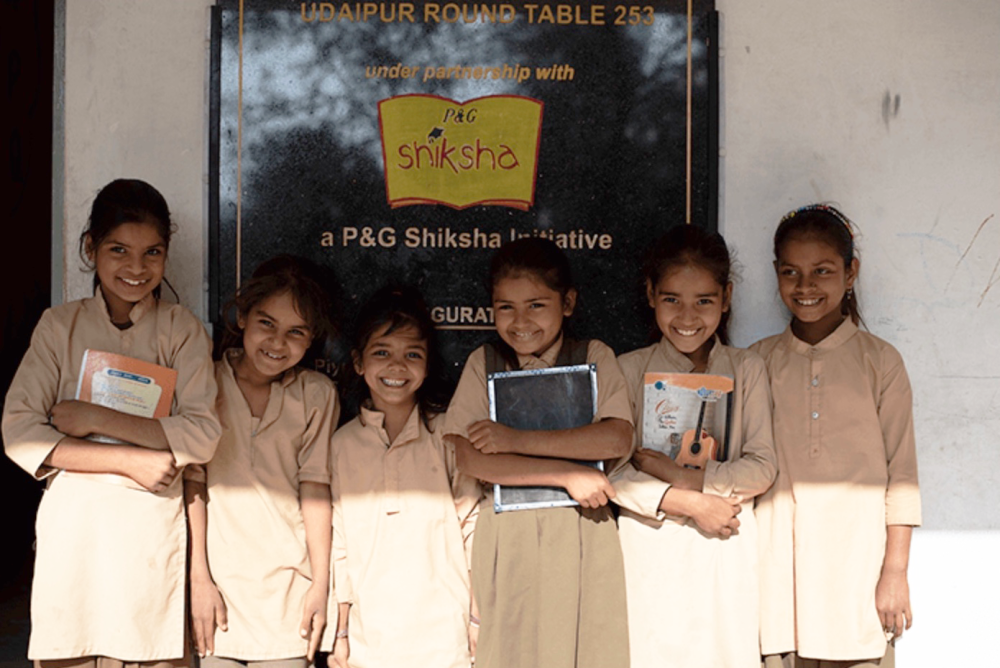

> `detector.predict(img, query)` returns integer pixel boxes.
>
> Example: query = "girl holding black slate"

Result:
[611,224,777,668]
[443,237,633,668]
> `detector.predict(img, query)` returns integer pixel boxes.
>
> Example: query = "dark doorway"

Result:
[1,1,54,665]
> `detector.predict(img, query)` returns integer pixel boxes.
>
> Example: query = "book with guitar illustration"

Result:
[641,373,734,469]
[64,350,178,490]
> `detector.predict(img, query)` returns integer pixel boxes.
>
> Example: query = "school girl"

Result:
[326,285,480,668]
[609,224,777,668]
[1,179,221,667]
[443,237,633,668]
[753,205,921,668]
[185,256,339,667]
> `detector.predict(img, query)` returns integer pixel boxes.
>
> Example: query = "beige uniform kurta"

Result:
[443,338,633,668]
[751,320,921,661]
[328,407,479,668]
[611,337,776,668]
[2,291,221,661]
[185,350,338,660]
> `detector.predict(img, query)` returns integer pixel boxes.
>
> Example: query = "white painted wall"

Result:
[61,0,999,664]
[62,0,214,317]
[717,2,1000,664]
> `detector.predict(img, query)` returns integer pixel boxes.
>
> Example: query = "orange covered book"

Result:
[64,350,178,490]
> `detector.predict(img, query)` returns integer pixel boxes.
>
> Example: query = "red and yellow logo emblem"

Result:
[379,94,543,210]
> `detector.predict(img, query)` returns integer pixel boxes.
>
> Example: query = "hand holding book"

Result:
[49,400,111,438]
[468,419,522,455]
[631,447,703,492]
[560,466,616,509]
[118,448,179,493]
[47,350,180,491]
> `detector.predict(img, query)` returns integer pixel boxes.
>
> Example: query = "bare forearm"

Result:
[184,479,213,580]
[301,482,333,589]
[882,525,913,575]
[512,418,632,460]
[336,602,351,633]
[452,436,594,487]
[93,406,170,450]
[657,487,700,516]
[45,438,146,475]
[645,457,704,491]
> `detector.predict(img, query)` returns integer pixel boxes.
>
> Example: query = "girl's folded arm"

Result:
[50,400,170,450]
[156,317,222,467]
[610,462,671,519]
[450,434,616,508]
[452,433,587,485]
[467,416,632,461]
[44,437,178,491]
[658,487,742,537]
[702,354,778,499]
[2,311,76,478]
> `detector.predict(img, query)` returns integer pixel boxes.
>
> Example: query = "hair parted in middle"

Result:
[346,283,452,423]
[223,254,336,364]
[773,203,863,327]
[643,224,735,345]
[487,236,576,300]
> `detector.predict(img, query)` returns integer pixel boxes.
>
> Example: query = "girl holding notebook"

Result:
[2,179,221,668]
[611,224,776,668]
[443,237,633,668]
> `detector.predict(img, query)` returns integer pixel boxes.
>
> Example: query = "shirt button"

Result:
[811,411,820,419]
[811,377,819,387]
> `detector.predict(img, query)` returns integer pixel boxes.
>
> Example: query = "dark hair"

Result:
[80,179,174,296]
[223,255,336,365]
[347,284,452,423]
[773,204,863,326]
[488,237,575,300]
[486,237,577,367]
[643,224,734,345]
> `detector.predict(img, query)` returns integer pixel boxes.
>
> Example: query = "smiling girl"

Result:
[444,237,633,668]
[611,224,776,668]
[754,205,920,668]
[2,179,221,668]
[328,285,480,668]
[185,256,339,668]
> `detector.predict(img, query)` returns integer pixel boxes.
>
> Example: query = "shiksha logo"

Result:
[379,94,543,210]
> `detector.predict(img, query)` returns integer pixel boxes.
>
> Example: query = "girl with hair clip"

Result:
[611,224,777,668]
[753,205,921,668]
[2,178,221,668]
[443,237,633,668]
[185,255,339,668]
[326,284,480,668]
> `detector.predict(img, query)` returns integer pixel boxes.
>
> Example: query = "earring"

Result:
[846,288,854,300]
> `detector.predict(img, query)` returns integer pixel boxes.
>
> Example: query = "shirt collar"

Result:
[359,402,422,447]
[94,285,155,326]
[781,317,859,355]
[655,334,722,372]
[224,347,298,388]
[516,333,564,370]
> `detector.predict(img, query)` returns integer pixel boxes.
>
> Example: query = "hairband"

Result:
[781,203,854,239]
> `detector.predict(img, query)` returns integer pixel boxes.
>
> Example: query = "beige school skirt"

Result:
[472,501,629,668]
